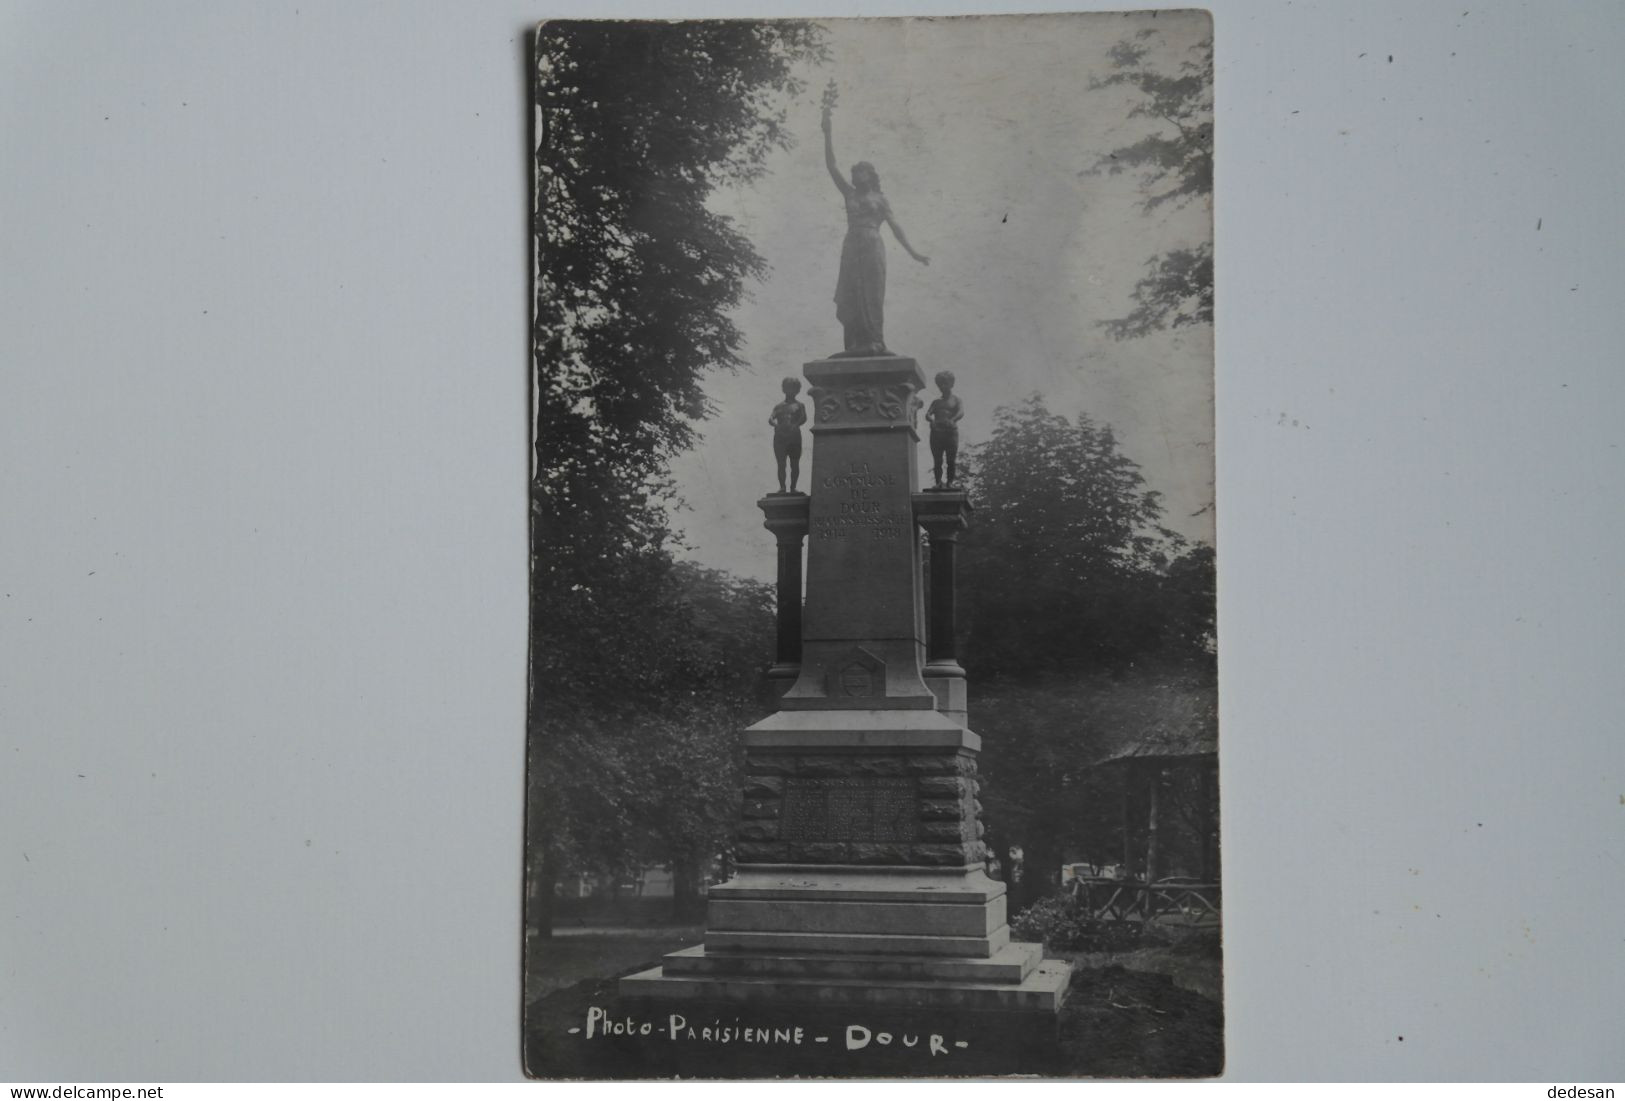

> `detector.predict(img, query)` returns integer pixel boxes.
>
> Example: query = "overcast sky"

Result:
[667,12,1214,583]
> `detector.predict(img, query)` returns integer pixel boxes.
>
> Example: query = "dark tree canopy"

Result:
[957,394,1217,907]
[529,555,775,922]
[1090,28,1214,339]
[976,671,1218,908]
[958,394,1213,678]
[528,22,826,927]
[534,21,825,486]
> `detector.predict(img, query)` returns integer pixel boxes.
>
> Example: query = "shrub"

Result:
[1009,895,1148,952]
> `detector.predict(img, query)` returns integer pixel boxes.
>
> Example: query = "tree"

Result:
[529,560,774,924]
[957,394,1210,678]
[1090,27,1213,338]
[976,674,1216,909]
[629,564,776,921]
[956,394,1216,909]
[533,21,825,484]
[528,22,826,933]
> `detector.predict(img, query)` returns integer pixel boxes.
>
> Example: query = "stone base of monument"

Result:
[619,710,1072,1023]
[615,937,1071,1077]
[621,864,1070,1013]
[620,938,1070,1016]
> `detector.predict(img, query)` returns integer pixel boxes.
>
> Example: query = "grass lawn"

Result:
[526,929,704,1003]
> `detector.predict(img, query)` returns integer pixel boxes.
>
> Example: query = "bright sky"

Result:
[668,12,1214,583]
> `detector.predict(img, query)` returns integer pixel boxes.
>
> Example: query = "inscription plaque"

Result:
[779,777,918,842]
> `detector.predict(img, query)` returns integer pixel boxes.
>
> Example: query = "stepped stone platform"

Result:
[623,949,1071,1013]
[622,863,1070,1014]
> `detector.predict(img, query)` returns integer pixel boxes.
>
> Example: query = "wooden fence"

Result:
[1068,877,1221,926]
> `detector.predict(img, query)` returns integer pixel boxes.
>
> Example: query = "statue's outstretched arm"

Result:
[823,111,852,197]
[885,210,930,265]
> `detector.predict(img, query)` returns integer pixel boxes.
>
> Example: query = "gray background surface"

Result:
[3,0,1622,1082]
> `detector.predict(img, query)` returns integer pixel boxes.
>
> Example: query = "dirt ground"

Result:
[522,935,1223,1080]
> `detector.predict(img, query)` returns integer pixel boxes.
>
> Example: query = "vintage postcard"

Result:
[526,11,1217,1079]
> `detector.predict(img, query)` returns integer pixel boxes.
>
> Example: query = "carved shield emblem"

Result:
[838,662,873,697]
[827,644,886,698]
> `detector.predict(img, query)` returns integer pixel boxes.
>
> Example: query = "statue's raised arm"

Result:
[821,105,852,198]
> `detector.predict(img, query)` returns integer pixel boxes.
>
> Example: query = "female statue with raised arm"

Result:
[822,94,929,357]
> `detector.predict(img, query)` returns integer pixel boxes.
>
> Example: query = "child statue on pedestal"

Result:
[769,377,808,494]
[925,370,964,490]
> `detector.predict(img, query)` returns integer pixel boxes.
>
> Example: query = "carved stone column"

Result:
[758,494,809,696]
[913,490,972,723]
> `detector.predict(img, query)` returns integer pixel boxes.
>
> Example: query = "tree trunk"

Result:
[1120,768,1134,874]
[533,841,558,939]
[1197,760,1215,882]
[1022,833,1062,912]
[671,859,705,924]
[1145,768,1162,884]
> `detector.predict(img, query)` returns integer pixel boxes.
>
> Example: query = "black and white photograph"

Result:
[10,0,1625,1089]
[525,12,1219,1078]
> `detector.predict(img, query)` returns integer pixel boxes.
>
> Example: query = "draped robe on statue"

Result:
[834,190,890,354]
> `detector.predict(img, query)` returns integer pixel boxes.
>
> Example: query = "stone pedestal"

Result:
[621,356,1070,1033]
[759,493,809,699]
[782,357,934,710]
[915,490,971,727]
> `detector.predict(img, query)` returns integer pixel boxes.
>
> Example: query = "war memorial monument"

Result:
[616,96,1073,1066]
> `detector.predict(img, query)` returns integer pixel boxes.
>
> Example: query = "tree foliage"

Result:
[1090,28,1214,339]
[977,672,1218,904]
[958,395,1216,906]
[528,22,825,927]
[532,21,826,616]
[534,21,825,490]
[958,394,1213,678]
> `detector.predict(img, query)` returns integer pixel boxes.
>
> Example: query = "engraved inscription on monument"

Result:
[779,777,918,842]
[811,462,908,541]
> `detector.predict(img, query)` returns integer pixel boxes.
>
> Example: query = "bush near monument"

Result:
[1010,895,1149,954]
